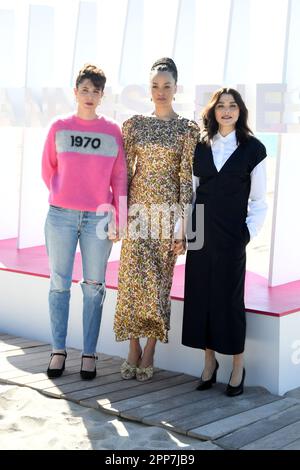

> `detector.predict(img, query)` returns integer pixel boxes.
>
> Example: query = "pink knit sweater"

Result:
[42,114,127,224]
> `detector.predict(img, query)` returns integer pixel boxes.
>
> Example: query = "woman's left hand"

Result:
[173,238,187,256]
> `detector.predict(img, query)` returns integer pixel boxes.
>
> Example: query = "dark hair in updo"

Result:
[150,57,178,84]
[75,63,106,91]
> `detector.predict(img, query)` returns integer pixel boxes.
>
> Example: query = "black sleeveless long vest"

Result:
[182,136,266,355]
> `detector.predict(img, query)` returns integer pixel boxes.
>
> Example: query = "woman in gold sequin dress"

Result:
[114,58,199,381]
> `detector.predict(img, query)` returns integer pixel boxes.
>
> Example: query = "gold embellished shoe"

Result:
[121,348,142,380]
[120,360,138,380]
[136,365,154,382]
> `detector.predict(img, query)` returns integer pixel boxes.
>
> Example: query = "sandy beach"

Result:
[0,384,219,450]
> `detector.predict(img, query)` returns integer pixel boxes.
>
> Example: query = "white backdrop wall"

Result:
[0,0,299,285]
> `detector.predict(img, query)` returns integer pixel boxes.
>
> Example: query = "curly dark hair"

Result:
[75,63,106,91]
[150,57,178,83]
[201,87,253,144]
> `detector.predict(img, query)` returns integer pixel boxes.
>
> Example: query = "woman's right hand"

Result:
[108,222,120,243]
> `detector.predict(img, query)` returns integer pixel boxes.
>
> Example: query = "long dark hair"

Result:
[201,88,253,145]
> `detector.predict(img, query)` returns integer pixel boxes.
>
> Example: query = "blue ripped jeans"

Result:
[45,205,112,354]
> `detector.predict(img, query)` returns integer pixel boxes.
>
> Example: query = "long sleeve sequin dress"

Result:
[114,115,199,343]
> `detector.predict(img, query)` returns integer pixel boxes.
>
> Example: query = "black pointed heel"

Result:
[80,354,98,380]
[226,368,246,397]
[196,360,219,391]
[47,351,67,378]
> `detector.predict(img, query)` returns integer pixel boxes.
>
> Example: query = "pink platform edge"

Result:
[1,238,300,318]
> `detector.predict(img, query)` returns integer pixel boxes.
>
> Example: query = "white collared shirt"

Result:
[193,131,267,240]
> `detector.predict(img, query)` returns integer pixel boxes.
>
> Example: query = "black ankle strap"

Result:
[82,354,98,359]
[51,352,67,357]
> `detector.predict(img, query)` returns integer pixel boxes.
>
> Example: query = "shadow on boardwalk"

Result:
[1,333,300,450]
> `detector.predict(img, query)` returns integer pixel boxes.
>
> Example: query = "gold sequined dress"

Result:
[114,115,199,343]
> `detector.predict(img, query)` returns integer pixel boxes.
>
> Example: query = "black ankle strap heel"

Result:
[47,351,67,378]
[80,354,98,380]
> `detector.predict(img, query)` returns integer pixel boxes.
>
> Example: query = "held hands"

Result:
[108,222,120,243]
[173,234,187,256]
[173,216,188,256]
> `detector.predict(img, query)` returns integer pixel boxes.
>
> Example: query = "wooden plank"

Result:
[0,342,113,361]
[0,345,84,358]
[36,364,123,393]
[70,370,181,404]
[0,353,79,372]
[281,438,300,450]
[1,347,80,362]
[216,403,300,449]
[0,345,51,358]
[0,354,53,372]
[0,356,82,378]
[49,366,122,389]
[3,365,81,385]
[0,342,46,353]
[0,346,51,362]
[188,397,298,440]
[140,387,223,426]
[180,442,222,450]
[138,391,228,423]
[0,343,51,353]
[23,357,120,382]
[105,378,199,416]
[0,337,47,347]
[0,334,21,340]
[0,343,48,352]
[285,387,300,402]
[0,358,116,385]
[0,360,81,387]
[169,392,281,433]
[0,336,45,343]
[5,359,122,388]
[241,420,300,450]
[111,383,223,421]
[39,372,124,397]
[0,344,20,352]
[97,353,117,362]
[0,364,52,381]
[0,353,118,383]
[119,376,199,421]
[142,388,278,432]
[0,357,80,379]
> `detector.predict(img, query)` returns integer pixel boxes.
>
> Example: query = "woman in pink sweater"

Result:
[42,64,127,380]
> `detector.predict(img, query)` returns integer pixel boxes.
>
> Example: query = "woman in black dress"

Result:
[182,88,267,396]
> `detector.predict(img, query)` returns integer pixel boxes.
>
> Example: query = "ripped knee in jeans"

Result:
[83,280,103,286]
[81,280,105,292]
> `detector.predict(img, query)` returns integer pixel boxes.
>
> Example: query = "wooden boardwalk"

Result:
[1,333,300,450]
